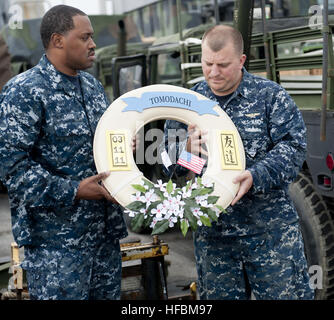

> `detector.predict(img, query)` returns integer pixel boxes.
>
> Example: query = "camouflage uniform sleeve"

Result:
[0,86,80,208]
[247,88,307,193]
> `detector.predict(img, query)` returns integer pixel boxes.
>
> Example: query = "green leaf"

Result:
[181,219,189,237]
[207,196,219,204]
[126,201,145,211]
[146,200,162,213]
[205,208,218,222]
[166,179,173,194]
[131,184,146,193]
[143,215,153,229]
[130,213,145,232]
[143,179,154,189]
[196,177,202,186]
[186,180,192,191]
[200,215,212,227]
[215,204,225,212]
[184,206,198,231]
[198,188,212,196]
[191,189,201,197]
[184,199,194,207]
[156,189,165,200]
[151,219,170,235]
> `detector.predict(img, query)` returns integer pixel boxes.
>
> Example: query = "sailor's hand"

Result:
[231,170,253,206]
[75,171,117,203]
[186,124,208,157]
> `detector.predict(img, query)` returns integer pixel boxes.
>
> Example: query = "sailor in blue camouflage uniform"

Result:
[0,5,127,300]
[161,25,314,299]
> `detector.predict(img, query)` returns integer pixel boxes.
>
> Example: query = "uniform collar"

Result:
[236,67,257,99]
[37,54,95,96]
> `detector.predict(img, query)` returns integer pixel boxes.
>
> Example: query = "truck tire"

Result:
[289,171,334,299]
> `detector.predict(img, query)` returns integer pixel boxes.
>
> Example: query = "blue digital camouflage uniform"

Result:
[0,54,128,300]
[162,68,314,299]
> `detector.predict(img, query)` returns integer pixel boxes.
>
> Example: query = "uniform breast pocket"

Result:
[239,120,269,163]
[50,118,92,167]
[243,137,265,159]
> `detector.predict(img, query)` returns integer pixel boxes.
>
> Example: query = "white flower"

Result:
[163,197,174,209]
[154,180,166,192]
[140,208,148,219]
[150,217,158,228]
[195,195,208,206]
[173,195,185,207]
[130,191,145,203]
[168,216,178,227]
[178,207,184,219]
[213,206,221,217]
[151,203,166,219]
[174,207,184,219]
[124,209,137,217]
[197,219,203,226]
[179,186,191,198]
[143,190,157,208]
[167,207,178,219]
[140,180,149,190]
[195,195,213,208]
[191,207,203,217]
[201,201,213,208]
[191,182,198,190]
[161,201,169,212]
[203,182,213,188]
[163,183,177,197]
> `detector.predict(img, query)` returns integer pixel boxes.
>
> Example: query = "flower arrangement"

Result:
[124,177,225,237]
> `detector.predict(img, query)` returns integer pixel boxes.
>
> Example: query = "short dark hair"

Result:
[40,5,86,49]
[202,25,244,55]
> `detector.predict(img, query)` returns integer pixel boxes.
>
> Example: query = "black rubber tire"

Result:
[289,171,334,299]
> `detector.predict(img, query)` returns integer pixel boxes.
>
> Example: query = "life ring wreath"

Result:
[93,84,245,236]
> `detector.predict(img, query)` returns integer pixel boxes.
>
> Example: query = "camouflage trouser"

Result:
[194,223,314,300]
[22,239,122,300]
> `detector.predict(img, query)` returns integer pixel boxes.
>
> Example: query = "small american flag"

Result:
[177,150,206,174]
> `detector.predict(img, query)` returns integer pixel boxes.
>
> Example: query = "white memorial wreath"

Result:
[93,84,245,235]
